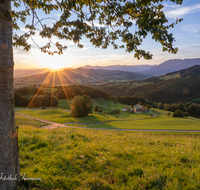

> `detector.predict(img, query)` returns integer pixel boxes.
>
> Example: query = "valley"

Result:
[14,60,200,189]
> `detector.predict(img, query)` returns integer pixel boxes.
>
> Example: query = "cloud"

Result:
[180,24,200,33]
[163,4,181,8]
[165,4,200,18]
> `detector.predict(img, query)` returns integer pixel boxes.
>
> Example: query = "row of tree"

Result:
[113,95,200,118]
[54,85,112,99]
[14,86,58,107]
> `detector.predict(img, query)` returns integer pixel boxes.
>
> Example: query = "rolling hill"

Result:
[93,65,200,103]
[14,68,149,88]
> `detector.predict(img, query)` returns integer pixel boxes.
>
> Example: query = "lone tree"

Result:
[0,0,183,189]
[71,95,92,118]
[94,105,98,111]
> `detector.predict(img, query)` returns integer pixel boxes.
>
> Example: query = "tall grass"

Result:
[19,126,200,189]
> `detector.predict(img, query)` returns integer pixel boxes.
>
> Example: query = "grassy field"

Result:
[69,116,200,130]
[19,126,200,189]
[15,114,46,128]
[16,106,200,131]
[57,99,72,110]
[57,98,128,112]
[16,109,124,124]
[159,73,180,80]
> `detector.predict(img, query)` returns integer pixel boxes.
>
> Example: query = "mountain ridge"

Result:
[144,58,200,75]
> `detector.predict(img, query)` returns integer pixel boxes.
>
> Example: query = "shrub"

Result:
[173,110,184,118]
[103,111,106,114]
[94,105,98,111]
[113,98,118,104]
[158,103,164,109]
[184,112,188,118]
[106,111,109,115]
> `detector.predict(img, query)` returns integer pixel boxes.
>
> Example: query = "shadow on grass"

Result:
[75,123,118,129]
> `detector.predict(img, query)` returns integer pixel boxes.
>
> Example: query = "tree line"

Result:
[14,85,112,107]
[54,85,112,99]
[115,95,200,118]
[14,85,58,107]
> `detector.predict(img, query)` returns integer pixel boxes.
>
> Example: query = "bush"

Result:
[184,112,188,118]
[94,105,98,111]
[99,109,102,112]
[106,111,109,115]
[116,115,118,118]
[173,110,184,118]
[103,111,106,114]
[113,98,118,104]
[145,104,152,110]
[158,103,164,109]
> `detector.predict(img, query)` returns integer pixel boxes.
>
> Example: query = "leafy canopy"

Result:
[12,0,183,59]
[70,95,92,118]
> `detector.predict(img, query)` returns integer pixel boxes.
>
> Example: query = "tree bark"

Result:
[0,0,20,189]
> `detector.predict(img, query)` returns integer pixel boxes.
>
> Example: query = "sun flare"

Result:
[41,54,70,70]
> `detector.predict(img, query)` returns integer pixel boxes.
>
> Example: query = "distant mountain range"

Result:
[144,58,200,76]
[79,58,200,76]
[14,58,200,79]
[79,64,155,72]
[14,68,51,78]
[14,68,149,88]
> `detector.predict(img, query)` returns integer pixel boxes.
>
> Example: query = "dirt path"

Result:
[16,112,64,125]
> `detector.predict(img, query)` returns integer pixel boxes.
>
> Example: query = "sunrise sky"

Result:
[13,0,200,69]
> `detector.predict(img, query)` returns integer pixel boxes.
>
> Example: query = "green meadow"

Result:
[15,114,46,128]
[18,125,200,190]
[57,98,127,112]
[16,100,200,131]
[16,109,120,124]
[71,117,200,131]
[15,99,200,189]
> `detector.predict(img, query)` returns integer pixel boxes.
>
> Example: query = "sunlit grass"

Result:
[69,117,200,130]
[15,114,46,128]
[19,126,200,189]
[16,110,120,124]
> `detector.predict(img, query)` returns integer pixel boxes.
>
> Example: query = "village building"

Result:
[122,106,130,111]
[134,104,146,113]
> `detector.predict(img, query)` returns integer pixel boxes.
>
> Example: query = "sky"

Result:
[13,0,200,69]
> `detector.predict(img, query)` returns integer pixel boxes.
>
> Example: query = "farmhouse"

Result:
[122,107,130,111]
[134,104,146,113]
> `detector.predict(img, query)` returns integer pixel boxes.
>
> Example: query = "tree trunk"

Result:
[0,0,20,189]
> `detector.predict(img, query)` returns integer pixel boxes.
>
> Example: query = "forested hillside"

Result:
[14,85,112,107]
[93,65,200,103]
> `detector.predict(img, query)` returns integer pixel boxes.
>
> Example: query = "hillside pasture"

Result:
[19,126,200,189]
[16,109,120,124]
[57,98,128,112]
[15,114,46,128]
[69,116,200,131]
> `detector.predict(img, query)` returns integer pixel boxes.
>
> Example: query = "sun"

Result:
[42,54,69,70]
[47,62,66,70]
